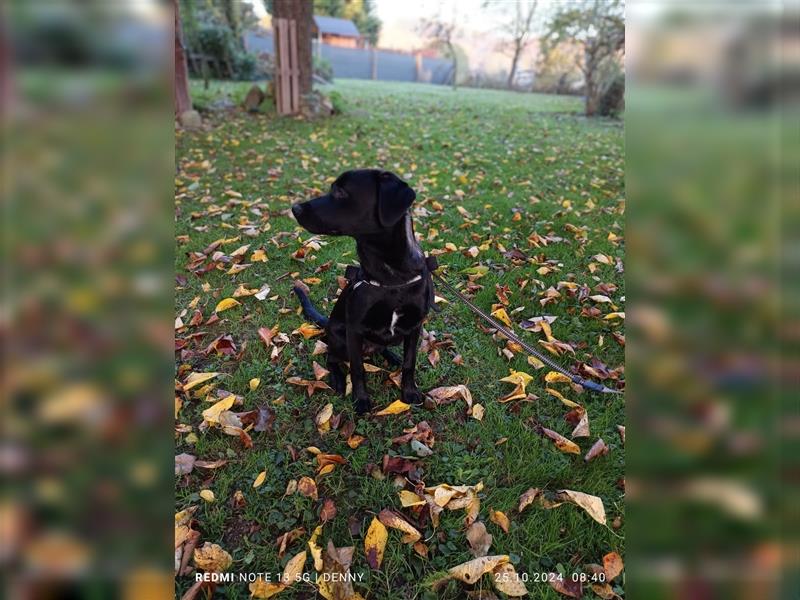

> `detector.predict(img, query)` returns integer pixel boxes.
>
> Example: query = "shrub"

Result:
[314,56,333,82]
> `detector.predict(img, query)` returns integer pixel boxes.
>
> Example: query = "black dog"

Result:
[291,169,435,415]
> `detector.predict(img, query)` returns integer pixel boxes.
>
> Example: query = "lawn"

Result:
[175,79,625,599]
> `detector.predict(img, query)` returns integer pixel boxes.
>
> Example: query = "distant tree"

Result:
[543,0,624,115]
[313,0,382,46]
[419,17,459,90]
[174,0,192,115]
[496,0,538,89]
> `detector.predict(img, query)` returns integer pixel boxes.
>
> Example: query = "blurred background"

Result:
[2,0,797,599]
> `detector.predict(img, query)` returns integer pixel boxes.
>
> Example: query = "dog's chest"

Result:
[362,300,423,341]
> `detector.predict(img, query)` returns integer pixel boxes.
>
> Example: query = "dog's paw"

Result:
[402,387,425,406]
[354,396,372,416]
[381,349,402,367]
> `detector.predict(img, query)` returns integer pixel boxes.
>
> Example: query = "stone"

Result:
[243,85,265,112]
[179,110,202,129]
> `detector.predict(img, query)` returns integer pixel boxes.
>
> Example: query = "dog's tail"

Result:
[293,283,329,327]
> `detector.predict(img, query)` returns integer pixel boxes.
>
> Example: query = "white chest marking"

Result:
[390,311,401,336]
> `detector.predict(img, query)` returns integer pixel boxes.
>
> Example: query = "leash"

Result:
[431,269,623,395]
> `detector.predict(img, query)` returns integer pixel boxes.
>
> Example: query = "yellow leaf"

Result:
[471,403,485,421]
[251,249,268,262]
[308,525,323,571]
[500,370,533,388]
[193,542,232,572]
[214,297,241,313]
[249,378,261,391]
[489,509,510,533]
[545,387,581,408]
[253,470,267,488]
[541,427,581,454]
[399,490,426,507]
[183,371,221,391]
[604,312,625,320]
[364,517,388,569]
[282,550,307,584]
[199,489,215,502]
[202,395,236,424]
[447,555,509,584]
[544,371,572,384]
[490,307,513,328]
[249,578,285,599]
[375,399,411,416]
[297,476,318,500]
[293,323,323,339]
[527,355,545,369]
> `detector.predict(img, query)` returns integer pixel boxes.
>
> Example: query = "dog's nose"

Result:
[291,203,304,220]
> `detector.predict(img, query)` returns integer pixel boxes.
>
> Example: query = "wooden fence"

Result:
[273,18,300,115]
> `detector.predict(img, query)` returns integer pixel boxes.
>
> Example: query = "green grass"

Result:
[176,79,624,599]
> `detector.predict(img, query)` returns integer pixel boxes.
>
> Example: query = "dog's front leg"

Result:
[347,328,371,415]
[401,326,424,405]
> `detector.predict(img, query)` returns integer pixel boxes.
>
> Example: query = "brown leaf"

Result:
[319,499,337,523]
[297,476,318,501]
[584,438,609,462]
[312,361,329,381]
[466,521,493,558]
[548,575,583,598]
[603,551,624,581]
[377,509,422,544]
[518,488,540,513]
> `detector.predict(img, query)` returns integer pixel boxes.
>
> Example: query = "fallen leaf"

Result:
[375,399,411,416]
[490,509,510,533]
[364,517,388,569]
[518,488,540,513]
[491,307,513,328]
[398,490,426,507]
[199,489,215,503]
[298,476,318,501]
[472,403,485,421]
[378,509,422,544]
[448,555,509,584]
[312,361,329,381]
[571,409,590,438]
[175,453,196,476]
[584,438,609,462]
[293,323,323,339]
[214,298,241,313]
[183,371,221,391]
[492,562,528,597]
[193,542,231,572]
[557,490,607,525]
[541,427,581,454]
[548,575,583,598]
[253,470,267,488]
[249,378,260,391]
[202,395,236,424]
[603,551,624,581]
[544,371,572,384]
[466,521,493,557]
[320,498,337,523]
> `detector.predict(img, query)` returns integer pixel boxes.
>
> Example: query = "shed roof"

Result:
[313,15,360,37]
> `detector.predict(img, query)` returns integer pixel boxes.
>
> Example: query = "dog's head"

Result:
[291,169,416,236]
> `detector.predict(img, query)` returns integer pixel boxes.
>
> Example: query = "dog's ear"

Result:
[377,171,416,227]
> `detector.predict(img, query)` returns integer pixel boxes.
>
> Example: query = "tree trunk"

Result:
[447,41,457,90]
[273,0,313,100]
[174,0,192,115]
[507,44,521,89]
[583,46,597,116]
[221,0,243,50]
